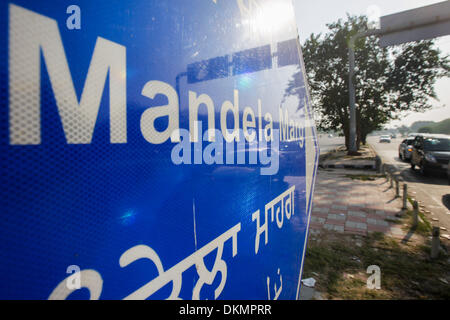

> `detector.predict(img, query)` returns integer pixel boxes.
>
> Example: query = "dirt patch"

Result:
[321,145,377,169]
[345,174,385,181]
[303,230,450,299]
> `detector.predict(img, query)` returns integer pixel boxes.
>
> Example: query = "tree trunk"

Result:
[356,126,361,151]
[343,126,349,150]
[356,112,361,150]
[361,132,367,145]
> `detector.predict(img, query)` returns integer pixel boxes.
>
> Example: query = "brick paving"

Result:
[309,169,406,238]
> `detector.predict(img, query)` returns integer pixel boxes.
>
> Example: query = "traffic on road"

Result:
[317,134,345,155]
[368,134,450,232]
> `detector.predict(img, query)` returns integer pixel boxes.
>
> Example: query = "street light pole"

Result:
[348,39,357,154]
[348,29,380,154]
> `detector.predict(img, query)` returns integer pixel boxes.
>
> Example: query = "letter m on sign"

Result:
[9,4,127,145]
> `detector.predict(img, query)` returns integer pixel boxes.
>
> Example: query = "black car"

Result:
[410,134,450,175]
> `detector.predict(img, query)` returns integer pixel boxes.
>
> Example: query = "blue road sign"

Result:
[0,0,319,299]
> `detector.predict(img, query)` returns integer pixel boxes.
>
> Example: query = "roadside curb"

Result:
[318,146,340,168]
[320,145,377,170]
[323,163,376,170]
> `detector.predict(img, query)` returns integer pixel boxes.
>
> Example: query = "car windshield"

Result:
[423,138,450,151]
[381,136,390,139]
[406,139,415,145]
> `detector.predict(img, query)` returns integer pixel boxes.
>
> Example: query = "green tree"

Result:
[410,121,435,132]
[415,118,450,134]
[286,15,449,150]
[418,126,432,133]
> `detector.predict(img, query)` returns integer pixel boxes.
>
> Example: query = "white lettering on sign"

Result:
[266,268,282,300]
[49,223,241,300]
[9,4,127,145]
[279,103,305,146]
[252,186,295,254]
[48,184,299,299]
[120,223,240,300]
[48,269,103,300]
[8,4,304,151]
[140,80,181,144]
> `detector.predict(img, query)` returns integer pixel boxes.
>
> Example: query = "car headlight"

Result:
[424,153,437,163]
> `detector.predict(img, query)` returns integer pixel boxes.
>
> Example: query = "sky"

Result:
[293,0,450,128]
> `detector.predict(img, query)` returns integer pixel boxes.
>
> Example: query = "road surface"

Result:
[317,135,345,155]
[368,136,450,233]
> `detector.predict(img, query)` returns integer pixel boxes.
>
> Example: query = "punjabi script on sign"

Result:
[49,186,296,300]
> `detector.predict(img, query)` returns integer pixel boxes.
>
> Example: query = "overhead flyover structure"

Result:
[378,1,450,47]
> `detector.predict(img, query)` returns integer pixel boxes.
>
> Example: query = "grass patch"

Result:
[402,209,433,236]
[417,212,432,235]
[407,196,416,207]
[396,196,433,236]
[303,232,450,299]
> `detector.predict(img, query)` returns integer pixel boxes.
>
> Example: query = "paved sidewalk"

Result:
[309,169,409,239]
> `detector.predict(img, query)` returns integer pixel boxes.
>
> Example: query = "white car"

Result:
[379,135,391,143]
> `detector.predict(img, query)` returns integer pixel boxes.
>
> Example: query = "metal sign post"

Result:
[348,29,380,154]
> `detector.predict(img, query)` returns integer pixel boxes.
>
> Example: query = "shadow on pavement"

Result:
[396,166,448,187]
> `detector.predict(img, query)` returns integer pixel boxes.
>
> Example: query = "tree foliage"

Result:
[416,118,450,134]
[286,15,450,149]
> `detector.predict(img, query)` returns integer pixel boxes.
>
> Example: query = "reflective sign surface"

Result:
[0,0,319,299]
